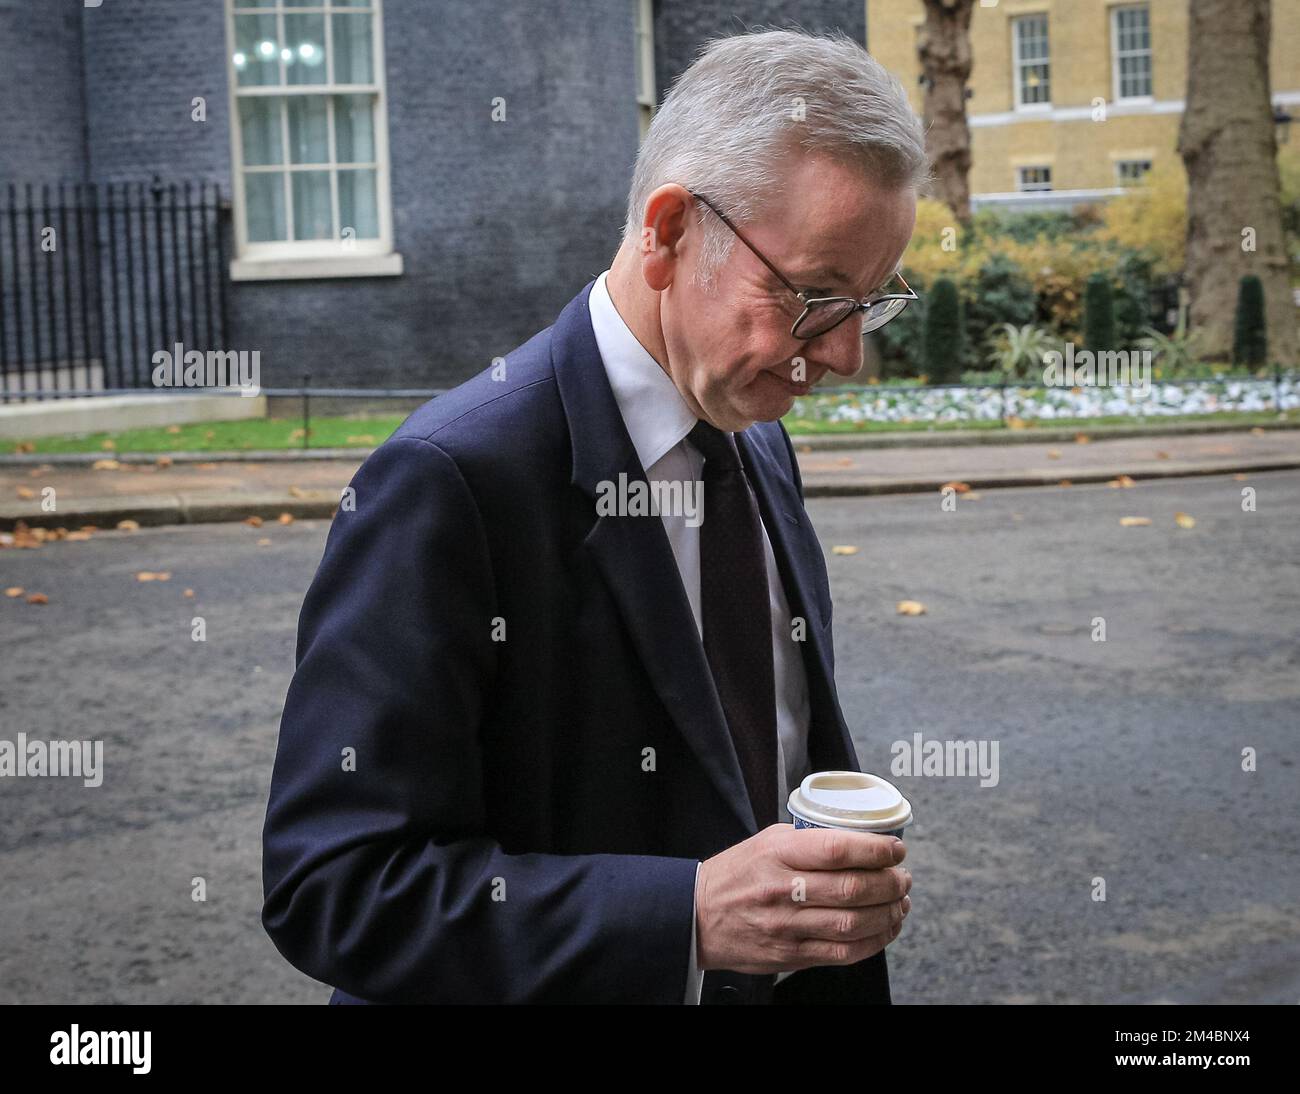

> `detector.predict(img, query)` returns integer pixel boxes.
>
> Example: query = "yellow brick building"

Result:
[866,0,1300,207]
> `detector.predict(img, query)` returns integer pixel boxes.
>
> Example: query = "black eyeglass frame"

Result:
[686,188,918,340]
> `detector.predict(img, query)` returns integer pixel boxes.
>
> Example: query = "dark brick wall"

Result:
[652,1,867,106]
[0,0,88,181]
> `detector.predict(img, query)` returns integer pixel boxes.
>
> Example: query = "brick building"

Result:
[0,0,864,394]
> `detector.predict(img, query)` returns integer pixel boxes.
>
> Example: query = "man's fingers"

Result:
[790,919,903,967]
[781,896,908,944]
[779,827,905,872]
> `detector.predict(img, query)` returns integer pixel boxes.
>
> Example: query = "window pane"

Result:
[333,13,374,84]
[286,95,329,164]
[284,12,327,86]
[234,13,280,88]
[233,1,275,7]
[245,172,287,241]
[338,169,379,239]
[239,96,283,166]
[333,94,375,163]
[331,1,370,7]
[291,171,333,240]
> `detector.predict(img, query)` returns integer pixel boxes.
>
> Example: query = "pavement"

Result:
[2,424,1299,531]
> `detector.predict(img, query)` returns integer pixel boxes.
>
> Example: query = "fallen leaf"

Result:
[257,537,273,546]
[117,519,140,531]
[1250,427,1265,436]
[11,441,35,454]
[1174,512,1196,529]
[1108,475,1136,488]
[64,531,92,541]
[166,425,182,435]
[15,486,35,500]
[940,481,972,494]
[8,521,42,548]
[963,491,982,500]
[155,456,173,469]
[1233,473,1248,481]
[896,599,927,616]
[183,588,194,598]
[798,445,812,454]
[1119,516,1152,527]
[1155,450,1170,460]
[835,457,853,467]
[244,515,264,527]
[1074,433,1091,445]
[135,571,172,581]
[277,512,294,524]
[91,459,120,471]
[25,592,48,604]
[1046,449,1061,459]
[288,485,309,499]
[5,587,23,597]
[1058,479,1072,487]
[101,439,116,450]
[1006,416,1028,430]
[831,545,859,555]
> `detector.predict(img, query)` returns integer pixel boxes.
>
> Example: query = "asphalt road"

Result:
[1,471,1297,1004]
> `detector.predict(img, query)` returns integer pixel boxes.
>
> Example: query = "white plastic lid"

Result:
[787,771,913,832]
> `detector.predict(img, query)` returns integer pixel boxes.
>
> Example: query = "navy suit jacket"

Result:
[260,277,891,1005]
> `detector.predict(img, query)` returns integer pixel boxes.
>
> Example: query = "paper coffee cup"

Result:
[788,770,913,838]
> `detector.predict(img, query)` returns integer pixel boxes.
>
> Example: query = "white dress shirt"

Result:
[587,269,812,1004]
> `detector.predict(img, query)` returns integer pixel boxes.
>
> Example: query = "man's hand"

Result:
[695,824,911,975]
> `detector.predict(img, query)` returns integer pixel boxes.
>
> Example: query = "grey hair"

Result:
[622,27,929,292]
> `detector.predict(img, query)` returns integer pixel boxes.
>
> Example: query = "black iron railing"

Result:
[0,178,229,402]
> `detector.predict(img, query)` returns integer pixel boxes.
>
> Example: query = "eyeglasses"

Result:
[687,189,918,340]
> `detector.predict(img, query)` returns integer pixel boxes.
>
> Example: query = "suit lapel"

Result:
[550,279,858,835]
[553,281,757,835]
[735,431,858,775]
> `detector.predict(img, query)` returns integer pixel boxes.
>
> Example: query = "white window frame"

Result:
[635,0,656,141]
[1115,158,1153,185]
[1016,165,1053,192]
[1111,3,1153,103]
[224,0,402,281]
[1012,13,1051,112]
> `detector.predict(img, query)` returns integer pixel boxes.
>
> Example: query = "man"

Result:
[262,27,926,1004]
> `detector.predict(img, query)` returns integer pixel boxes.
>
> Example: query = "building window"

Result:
[1112,4,1153,101]
[635,0,656,140]
[1116,159,1153,185]
[225,0,400,278]
[1017,166,1052,192]
[1012,14,1051,109]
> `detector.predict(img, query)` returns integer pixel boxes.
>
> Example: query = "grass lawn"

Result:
[4,408,1290,455]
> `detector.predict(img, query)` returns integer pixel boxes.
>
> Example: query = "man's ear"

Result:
[639,185,692,293]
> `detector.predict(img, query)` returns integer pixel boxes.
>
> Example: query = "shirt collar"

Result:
[588,269,699,472]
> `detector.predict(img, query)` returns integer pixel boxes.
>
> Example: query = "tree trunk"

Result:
[1179,0,1297,366]
[917,0,975,223]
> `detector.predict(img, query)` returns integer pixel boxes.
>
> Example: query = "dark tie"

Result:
[688,419,779,831]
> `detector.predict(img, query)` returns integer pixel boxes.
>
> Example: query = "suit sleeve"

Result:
[261,435,699,1003]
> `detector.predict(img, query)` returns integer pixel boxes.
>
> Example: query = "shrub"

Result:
[923,277,964,383]
[1232,274,1267,367]
[1083,273,1116,353]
